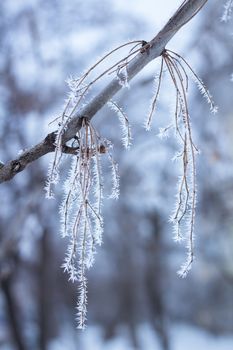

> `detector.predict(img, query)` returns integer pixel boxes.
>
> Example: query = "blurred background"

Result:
[0,0,233,349]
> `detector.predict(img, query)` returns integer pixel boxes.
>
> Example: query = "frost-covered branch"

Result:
[0,132,80,183]
[0,0,208,184]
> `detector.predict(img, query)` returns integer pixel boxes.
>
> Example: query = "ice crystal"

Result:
[221,0,233,22]
[107,152,120,200]
[108,100,132,150]
[116,66,130,89]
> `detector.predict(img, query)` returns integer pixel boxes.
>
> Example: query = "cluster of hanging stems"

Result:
[45,40,217,327]
[145,48,217,276]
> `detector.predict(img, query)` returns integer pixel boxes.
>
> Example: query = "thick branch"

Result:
[0,0,208,183]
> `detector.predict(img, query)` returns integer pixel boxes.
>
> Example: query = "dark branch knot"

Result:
[12,161,21,173]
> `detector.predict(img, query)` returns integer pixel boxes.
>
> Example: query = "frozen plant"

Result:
[145,49,217,277]
[0,0,218,329]
[57,118,119,328]
[44,37,217,325]
[45,40,147,327]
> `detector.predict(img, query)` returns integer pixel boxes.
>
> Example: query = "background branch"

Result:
[0,0,208,183]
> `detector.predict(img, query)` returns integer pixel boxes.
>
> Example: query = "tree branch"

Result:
[0,0,208,183]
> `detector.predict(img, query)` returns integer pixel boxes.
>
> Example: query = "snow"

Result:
[172,324,233,350]
[49,323,233,350]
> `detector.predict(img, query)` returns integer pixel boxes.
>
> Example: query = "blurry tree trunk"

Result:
[124,280,140,349]
[145,214,169,350]
[1,275,27,350]
[38,229,51,350]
